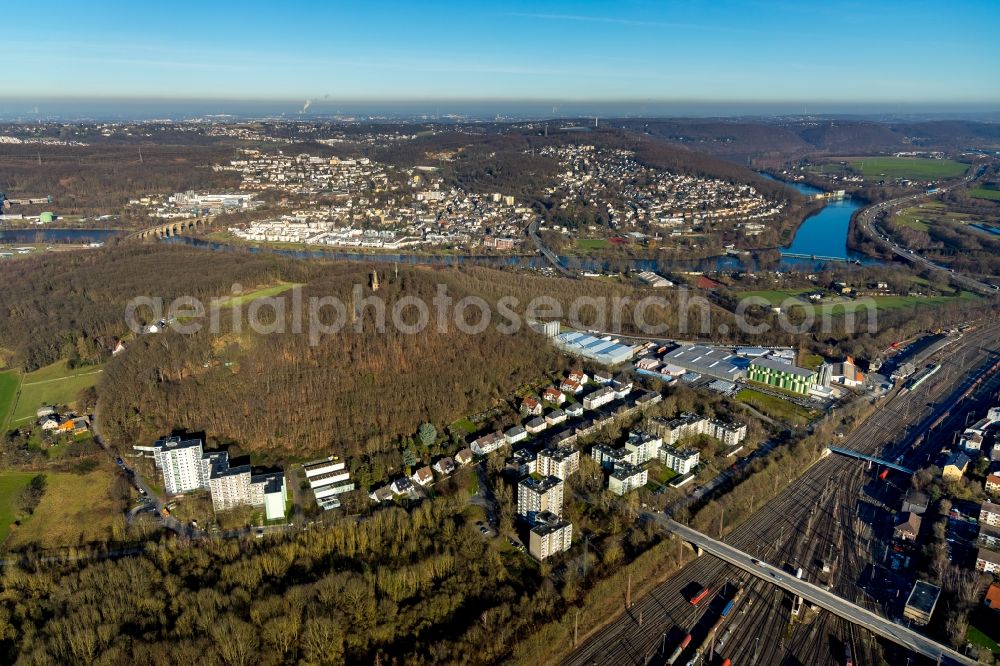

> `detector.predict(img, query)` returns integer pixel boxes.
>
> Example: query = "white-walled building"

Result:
[659,445,701,475]
[609,462,648,495]
[652,413,746,447]
[529,511,573,560]
[144,436,287,518]
[625,431,662,465]
[208,465,253,512]
[304,456,356,510]
[583,387,615,410]
[517,476,564,521]
[537,446,581,480]
[150,436,205,494]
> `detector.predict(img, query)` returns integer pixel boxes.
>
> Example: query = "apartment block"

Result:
[150,436,205,494]
[609,462,648,496]
[208,464,253,512]
[625,431,662,465]
[529,511,573,561]
[652,413,746,447]
[659,445,700,475]
[517,475,564,521]
[537,446,580,480]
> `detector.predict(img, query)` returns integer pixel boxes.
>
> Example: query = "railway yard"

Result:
[564,322,1000,666]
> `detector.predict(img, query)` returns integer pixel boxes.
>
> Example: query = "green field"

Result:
[214,282,299,309]
[6,468,119,549]
[0,471,37,544]
[848,157,967,180]
[736,289,813,306]
[799,353,824,371]
[0,370,20,430]
[647,462,679,486]
[813,292,978,316]
[736,287,976,316]
[968,623,1000,656]
[449,417,478,436]
[735,388,814,426]
[10,361,103,422]
[894,208,932,231]
[894,201,986,233]
[970,186,1000,202]
[576,238,611,250]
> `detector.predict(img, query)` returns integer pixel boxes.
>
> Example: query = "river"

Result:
[0,228,122,244]
[767,177,870,263]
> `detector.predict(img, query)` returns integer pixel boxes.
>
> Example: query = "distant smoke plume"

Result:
[301,99,312,113]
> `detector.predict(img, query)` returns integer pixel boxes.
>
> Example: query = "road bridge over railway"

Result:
[825,445,915,474]
[659,517,976,666]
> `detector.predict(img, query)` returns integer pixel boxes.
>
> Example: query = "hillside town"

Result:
[537,144,786,236]
[122,140,793,253]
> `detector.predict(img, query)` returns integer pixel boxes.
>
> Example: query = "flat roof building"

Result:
[304,455,355,510]
[903,580,941,625]
[609,462,648,496]
[659,445,700,475]
[554,331,634,366]
[662,345,747,381]
[149,436,205,494]
[537,446,580,480]
[517,476,564,521]
[528,511,573,561]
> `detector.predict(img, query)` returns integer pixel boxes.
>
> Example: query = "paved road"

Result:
[659,517,977,666]
[855,165,996,295]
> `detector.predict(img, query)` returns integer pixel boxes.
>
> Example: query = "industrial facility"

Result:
[553,331,635,366]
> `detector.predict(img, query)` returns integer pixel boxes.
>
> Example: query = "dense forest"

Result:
[620,118,1000,163]
[0,245,315,371]
[0,143,241,222]
[0,496,556,665]
[97,264,568,458]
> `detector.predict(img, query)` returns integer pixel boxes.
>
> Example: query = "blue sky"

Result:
[5,0,998,104]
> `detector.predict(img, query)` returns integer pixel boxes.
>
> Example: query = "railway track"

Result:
[564,321,1000,666]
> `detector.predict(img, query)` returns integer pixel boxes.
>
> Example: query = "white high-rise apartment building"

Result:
[152,436,205,494]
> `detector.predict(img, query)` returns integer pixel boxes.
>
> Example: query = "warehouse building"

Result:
[553,331,635,366]
[662,345,747,382]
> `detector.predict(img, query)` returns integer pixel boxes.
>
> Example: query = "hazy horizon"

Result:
[1,97,998,123]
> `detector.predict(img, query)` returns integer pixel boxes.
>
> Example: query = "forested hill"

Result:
[96,265,565,458]
[95,261,742,459]
[2,244,739,459]
[0,245,315,371]
[620,118,1000,162]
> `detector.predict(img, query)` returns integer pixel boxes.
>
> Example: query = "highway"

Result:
[659,518,977,666]
[854,164,996,295]
[564,321,1000,666]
